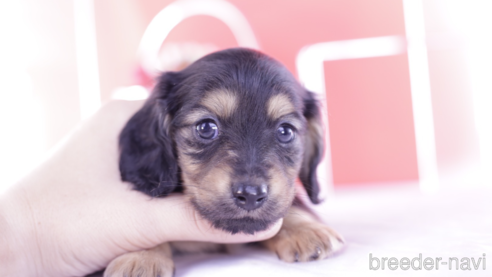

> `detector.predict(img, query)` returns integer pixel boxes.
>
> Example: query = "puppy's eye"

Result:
[276,125,295,143]
[196,120,218,139]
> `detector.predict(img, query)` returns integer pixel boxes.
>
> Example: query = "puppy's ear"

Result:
[118,73,180,197]
[299,91,325,204]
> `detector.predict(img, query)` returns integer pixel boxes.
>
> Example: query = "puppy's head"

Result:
[119,48,324,234]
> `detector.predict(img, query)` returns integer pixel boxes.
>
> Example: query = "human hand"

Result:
[0,100,282,277]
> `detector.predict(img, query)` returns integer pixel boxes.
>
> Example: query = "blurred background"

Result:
[1,0,491,194]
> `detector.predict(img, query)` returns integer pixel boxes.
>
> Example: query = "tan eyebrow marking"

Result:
[182,109,211,125]
[267,94,295,120]
[200,90,237,118]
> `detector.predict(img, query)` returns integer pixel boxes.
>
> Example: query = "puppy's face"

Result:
[119,48,324,234]
[174,88,305,234]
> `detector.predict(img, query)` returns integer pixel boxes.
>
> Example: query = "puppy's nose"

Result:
[232,183,268,211]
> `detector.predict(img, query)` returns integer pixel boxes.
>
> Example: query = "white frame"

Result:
[296,0,439,196]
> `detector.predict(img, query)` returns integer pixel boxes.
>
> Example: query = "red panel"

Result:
[324,55,418,184]
[233,0,407,75]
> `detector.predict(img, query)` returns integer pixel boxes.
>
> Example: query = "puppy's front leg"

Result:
[104,243,174,277]
[263,206,344,263]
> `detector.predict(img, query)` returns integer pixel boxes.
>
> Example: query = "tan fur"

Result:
[177,150,202,180]
[185,164,232,204]
[268,165,296,208]
[181,109,212,125]
[201,90,237,118]
[171,241,226,254]
[262,206,344,263]
[104,208,344,277]
[177,140,233,203]
[226,150,239,158]
[267,94,295,120]
[104,243,174,277]
[302,118,324,178]
[162,114,172,134]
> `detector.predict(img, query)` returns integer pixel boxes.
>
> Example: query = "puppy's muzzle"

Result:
[232,183,268,211]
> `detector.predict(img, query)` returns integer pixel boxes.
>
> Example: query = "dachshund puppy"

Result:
[104,48,344,277]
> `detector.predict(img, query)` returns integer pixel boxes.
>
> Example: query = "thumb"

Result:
[144,195,282,244]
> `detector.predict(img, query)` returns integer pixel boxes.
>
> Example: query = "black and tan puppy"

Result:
[104,48,344,277]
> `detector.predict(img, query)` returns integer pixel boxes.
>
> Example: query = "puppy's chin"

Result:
[190,198,288,235]
[211,217,277,235]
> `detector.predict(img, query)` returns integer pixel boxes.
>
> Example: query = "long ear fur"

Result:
[119,73,180,197]
[299,91,325,204]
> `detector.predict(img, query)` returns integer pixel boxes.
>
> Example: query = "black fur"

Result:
[119,73,182,197]
[300,91,324,204]
[119,48,325,232]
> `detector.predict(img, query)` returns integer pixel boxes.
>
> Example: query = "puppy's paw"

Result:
[104,251,175,277]
[268,223,344,263]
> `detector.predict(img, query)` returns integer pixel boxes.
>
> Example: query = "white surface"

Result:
[173,185,492,276]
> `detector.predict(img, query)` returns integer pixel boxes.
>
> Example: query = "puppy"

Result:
[104,48,344,277]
